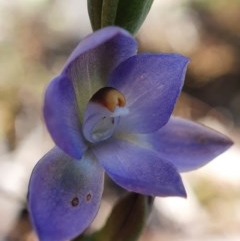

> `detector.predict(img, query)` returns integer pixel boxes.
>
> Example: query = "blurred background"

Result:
[0,0,239,240]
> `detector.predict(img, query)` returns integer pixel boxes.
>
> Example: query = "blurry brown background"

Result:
[0,0,239,241]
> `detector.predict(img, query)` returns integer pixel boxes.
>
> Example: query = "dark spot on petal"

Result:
[86,193,92,201]
[71,197,79,207]
[111,118,115,124]
[198,136,207,144]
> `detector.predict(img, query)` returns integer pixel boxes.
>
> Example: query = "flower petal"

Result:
[28,147,104,241]
[44,75,87,159]
[108,53,189,133]
[141,117,233,172]
[118,117,233,172]
[93,138,186,197]
[62,26,137,120]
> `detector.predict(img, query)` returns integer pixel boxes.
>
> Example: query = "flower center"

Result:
[83,87,128,143]
[90,87,126,112]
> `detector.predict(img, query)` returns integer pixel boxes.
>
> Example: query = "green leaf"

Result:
[87,0,120,30]
[77,193,154,241]
[115,0,154,34]
[101,0,119,27]
[87,0,154,34]
[87,0,103,31]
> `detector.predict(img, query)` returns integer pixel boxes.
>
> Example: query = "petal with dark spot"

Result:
[28,147,104,241]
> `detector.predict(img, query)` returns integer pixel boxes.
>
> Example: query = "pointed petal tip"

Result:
[169,177,187,199]
[177,184,187,199]
[208,130,234,154]
[220,139,233,155]
[221,134,234,148]
[153,175,187,198]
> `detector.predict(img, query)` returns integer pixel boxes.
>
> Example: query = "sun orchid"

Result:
[28,26,233,241]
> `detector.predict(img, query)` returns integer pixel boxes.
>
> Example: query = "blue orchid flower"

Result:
[28,26,232,241]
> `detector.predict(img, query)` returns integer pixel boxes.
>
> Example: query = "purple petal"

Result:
[62,26,137,120]
[149,117,233,172]
[108,54,189,133]
[44,75,87,159]
[93,138,186,197]
[129,117,233,172]
[28,147,104,241]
